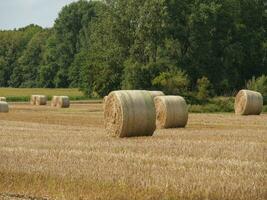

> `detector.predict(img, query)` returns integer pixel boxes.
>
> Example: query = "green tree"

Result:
[196,76,214,100]
[246,75,267,98]
[152,69,189,95]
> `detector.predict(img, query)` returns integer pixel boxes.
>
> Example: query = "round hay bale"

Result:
[104,90,156,137]
[0,101,9,113]
[0,97,6,102]
[103,96,108,104]
[154,96,188,129]
[30,95,38,105]
[57,96,70,108]
[148,91,165,98]
[36,95,47,105]
[103,96,108,110]
[51,96,60,107]
[235,89,263,115]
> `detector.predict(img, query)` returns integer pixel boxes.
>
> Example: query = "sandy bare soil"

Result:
[0,103,266,200]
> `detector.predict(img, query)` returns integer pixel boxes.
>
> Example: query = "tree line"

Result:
[0,0,266,97]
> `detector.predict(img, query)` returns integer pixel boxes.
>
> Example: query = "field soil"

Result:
[0,103,266,200]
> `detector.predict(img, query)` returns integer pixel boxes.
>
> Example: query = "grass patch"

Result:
[189,96,234,113]
[0,88,91,102]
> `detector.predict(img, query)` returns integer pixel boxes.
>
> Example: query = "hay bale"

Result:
[36,95,47,105]
[57,96,70,108]
[0,97,6,102]
[154,96,188,129]
[51,96,60,107]
[30,95,38,105]
[235,89,263,115]
[148,91,165,98]
[103,96,108,110]
[0,101,9,113]
[104,90,156,137]
[103,96,108,104]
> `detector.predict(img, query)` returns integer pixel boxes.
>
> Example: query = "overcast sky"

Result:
[0,0,78,30]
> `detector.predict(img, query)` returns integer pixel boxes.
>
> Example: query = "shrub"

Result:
[189,97,234,113]
[246,75,267,104]
[152,69,189,95]
[196,76,214,101]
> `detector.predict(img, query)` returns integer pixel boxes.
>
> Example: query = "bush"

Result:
[196,76,214,101]
[246,75,267,104]
[152,69,189,95]
[189,97,234,113]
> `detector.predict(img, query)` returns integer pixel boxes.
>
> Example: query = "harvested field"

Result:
[0,103,266,200]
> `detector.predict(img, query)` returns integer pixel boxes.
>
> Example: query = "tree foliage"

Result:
[0,0,266,97]
[246,75,267,97]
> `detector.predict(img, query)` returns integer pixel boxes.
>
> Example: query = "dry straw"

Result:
[154,95,188,129]
[0,97,6,102]
[103,96,108,103]
[104,90,156,137]
[148,91,165,98]
[57,96,70,108]
[235,89,263,115]
[30,95,38,105]
[103,96,108,110]
[36,95,47,105]
[0,101,9,113]
[51,96,60,107]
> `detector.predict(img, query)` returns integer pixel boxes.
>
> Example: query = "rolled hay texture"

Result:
[51,96,60,107]
[148,91,165,98]
[30,95,38,105]
[154,96,188,129]
[235,89,263,115]
[0,97,6,102]
[0,101,9,113]
[103,96,108,110]
[104,90,156,137]
[36,95,47,105]
[103,96,108,104]
[57,96,70,108]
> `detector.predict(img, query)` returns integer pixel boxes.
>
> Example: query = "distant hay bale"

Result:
[57,96,70,108]
[0,97,6,102]
[36,95,47,105]
[104,90,156,137]
[0,101,9,113]
[30,95,38,105]
[148,91,165,98]
[235,89,263,115]
[154,96,188,129]
[51,96,60,107]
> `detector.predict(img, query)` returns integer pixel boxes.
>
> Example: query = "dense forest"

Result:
[0,0,266,97]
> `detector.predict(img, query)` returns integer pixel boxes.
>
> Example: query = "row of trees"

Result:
[0,0,266,97]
